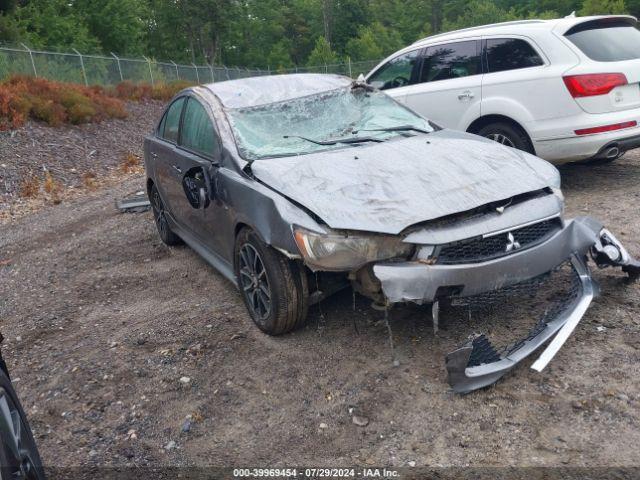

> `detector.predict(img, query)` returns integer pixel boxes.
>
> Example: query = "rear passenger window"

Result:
[160,97,185,143]
[565,20,640,62]
[180,98,216,157]
[368,50,419,90]
[486,38,543,73]
[419,41,480,83]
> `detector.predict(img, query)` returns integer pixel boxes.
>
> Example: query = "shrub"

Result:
[111,80,192,102]
[0,76,191,131]
[0,75,128,130]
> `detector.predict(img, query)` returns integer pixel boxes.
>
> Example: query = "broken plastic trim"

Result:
[446,254,595,394]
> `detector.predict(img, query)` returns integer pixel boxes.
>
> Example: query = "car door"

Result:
[172,95,231,256]
[150,96,187,220]
[366,48,422,102]
[402,39,482,131]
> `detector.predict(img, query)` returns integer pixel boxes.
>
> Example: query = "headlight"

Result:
[293,227,413,271]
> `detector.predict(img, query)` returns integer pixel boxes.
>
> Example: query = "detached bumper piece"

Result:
[374,216,640,394]
[446,255,594,394]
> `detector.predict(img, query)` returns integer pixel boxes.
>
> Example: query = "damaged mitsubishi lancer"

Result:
[143,73,640,393]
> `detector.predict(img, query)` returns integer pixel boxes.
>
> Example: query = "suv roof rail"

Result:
[412,19,548,45]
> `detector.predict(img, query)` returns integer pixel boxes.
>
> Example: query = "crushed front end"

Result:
[372,215,640,394]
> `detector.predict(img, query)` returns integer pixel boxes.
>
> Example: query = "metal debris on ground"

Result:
[117,191,151,213]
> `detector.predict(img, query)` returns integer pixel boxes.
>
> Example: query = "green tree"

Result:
[580,0,627,15]
[306,35,338,66]
[443,0,518,30]
[346,22,404,61]
[12,0,99,50]
[267,40,294,71]
[75,0,149,55]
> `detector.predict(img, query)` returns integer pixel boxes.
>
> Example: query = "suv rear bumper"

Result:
[529,111,640,163]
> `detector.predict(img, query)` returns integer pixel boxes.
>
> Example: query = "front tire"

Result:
[0,368,45,480]
[477,122,533,154]
[235,228,308,335]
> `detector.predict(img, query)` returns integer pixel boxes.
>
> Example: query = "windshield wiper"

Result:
[283,135,383,145]
[354,124,432,135]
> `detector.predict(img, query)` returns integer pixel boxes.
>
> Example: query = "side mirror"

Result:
[198,187,210,209]
[182,167,211,209]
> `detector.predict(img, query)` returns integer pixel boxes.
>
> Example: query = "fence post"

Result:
[208,63,214,83]
[111,52,123,82]
[72,48,88,86]
[143,55,154,85]
[171,60,179,80]
[20,43,37,77]
[192,63,199,84]
[224,66,230,81]
[347,56,352,78]
[324,63,328,73]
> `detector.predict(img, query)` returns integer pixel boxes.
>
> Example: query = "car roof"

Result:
[203,73,353,109]
[409,15,637,48]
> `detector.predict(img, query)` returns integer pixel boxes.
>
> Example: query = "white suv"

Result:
[366,15,640,164]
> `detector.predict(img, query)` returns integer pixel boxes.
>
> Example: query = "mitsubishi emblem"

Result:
[505,232,521,252]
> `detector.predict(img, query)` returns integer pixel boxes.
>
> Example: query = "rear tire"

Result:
[235,228,308,335]
[477,122,533,154]
[150,184,182,246]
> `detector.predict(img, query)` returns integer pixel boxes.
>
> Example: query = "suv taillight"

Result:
[563,73,627,98]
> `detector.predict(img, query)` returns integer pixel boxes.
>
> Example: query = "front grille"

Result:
[436,218,562,265]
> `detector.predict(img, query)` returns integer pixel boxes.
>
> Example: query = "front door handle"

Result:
[172,165,182,174]
[150,152,158,158]
[458,90,475,100]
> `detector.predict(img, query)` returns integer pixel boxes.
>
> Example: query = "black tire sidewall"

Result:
[0,369,45,480]
[150,184,181,246]
[478,122,532,153]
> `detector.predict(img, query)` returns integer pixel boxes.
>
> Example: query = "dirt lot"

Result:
[1,117,640,474]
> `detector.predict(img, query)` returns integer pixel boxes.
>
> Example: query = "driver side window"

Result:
[368,50,419,90]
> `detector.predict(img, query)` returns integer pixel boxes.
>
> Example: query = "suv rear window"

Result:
[566,20,640,62]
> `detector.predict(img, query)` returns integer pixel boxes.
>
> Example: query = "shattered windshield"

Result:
[227,87,433,160]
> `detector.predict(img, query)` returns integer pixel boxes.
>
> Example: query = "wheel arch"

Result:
[466,114,535,154]
[146,177,155,198]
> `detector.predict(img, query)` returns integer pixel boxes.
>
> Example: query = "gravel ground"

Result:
[1,114,640,476]
[0,101,164,221]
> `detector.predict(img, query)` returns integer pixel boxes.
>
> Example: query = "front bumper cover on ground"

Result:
[373,216,640,393]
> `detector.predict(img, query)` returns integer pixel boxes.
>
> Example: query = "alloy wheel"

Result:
[238,244,272,322]
[0,388,40,480]
[486,133,516,148]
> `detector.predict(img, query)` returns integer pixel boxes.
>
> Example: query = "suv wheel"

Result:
[235,228,308,335]
[150,184,182,246]
[477,122,533,154]
[0,369,45,480]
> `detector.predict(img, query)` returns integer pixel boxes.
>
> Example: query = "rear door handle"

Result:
[458,90,474,100]
[172,165,182,174]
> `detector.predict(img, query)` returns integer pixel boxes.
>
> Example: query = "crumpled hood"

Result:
[251,129,560,235]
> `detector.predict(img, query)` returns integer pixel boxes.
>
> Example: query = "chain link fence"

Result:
[0,43,380,86]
